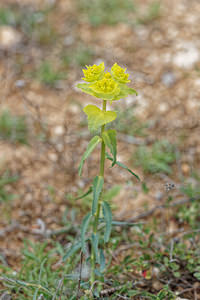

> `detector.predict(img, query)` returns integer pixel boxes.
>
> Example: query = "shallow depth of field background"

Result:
[0,0,200,299]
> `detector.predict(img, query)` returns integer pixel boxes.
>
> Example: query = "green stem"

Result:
[90,100,107,287]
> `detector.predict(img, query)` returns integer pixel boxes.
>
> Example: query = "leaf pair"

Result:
[83,104,117,132]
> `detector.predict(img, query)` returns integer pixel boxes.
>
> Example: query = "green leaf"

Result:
[102,201,112,243]
[102,129,117,166]
[116,84,138,100]
[91,233,100,264]
[79,135,101,176]
[81,212,92,253]
[63,241,82,261]
[92,176,104,215]
[194,272,200,280]
[112,220,143,226]
[106,152,140,181]
[99,249,105,272]
[83,105,117,132]
[73,186,93,200]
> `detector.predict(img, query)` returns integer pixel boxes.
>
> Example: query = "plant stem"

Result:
[90,100,107,287]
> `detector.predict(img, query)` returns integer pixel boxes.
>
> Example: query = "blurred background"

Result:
[0,0,200,280]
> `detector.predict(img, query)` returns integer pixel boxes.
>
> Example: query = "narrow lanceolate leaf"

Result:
[81,212,92,253]
[102,201,112,243]
[91,233,100,264]
[106,153,140,181]
[102,129,117,167]
[74,186,93,200]
[78,135,101,176]
[83,104,117,132]
[99,249,105,272]
[92,176,104,215]
[63,241,82,261]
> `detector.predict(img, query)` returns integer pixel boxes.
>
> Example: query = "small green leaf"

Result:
[102,201,112,243]
[102,129,117,166]
[73,186,93,200]
[79,135,101,176]
[106,152,140,181]
[63,241,82,261]
[91,233,100,264]
[99,249,105,272]
[112,220,143,226]
[92,176,104,215]
[81,212,92,253]
[83,105,117,132]
[194,272,200,280]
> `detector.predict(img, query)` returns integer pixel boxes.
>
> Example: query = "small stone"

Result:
[173,42,199,69]
[48,152,58,162]
[161,71,176,87]
[0,26,22,50]
[15,79,26,88]
[181,163,190,175]
[158,103,169,113]
[53,126,64,136]
[63,35,74,46]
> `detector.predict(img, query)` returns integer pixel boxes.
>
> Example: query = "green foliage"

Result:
[137,1,161,25]
[73,45,94,67]
[0,110,28,144]
[113,105,148,136]
[0,7,17,26]
[0,171,18,203]
[92,176,104,215]
[1,240,79,299]
[177,181,200,227]
[70,185,121,212]
[83,105,117,132]
[77,0,135,27]
[102,129,117,166]
[78,135,101,176]
[134,140,176,174]
[81,212,92,252]
[102,201,112,243]
[34,62,66,86]
[106,152,140,180]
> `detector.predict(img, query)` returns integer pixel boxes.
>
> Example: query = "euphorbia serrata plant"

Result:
[63,62,139,298]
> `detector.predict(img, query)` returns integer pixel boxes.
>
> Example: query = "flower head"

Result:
[89,72,120,100]
[111,63,130,84]
[77,62,137,102]
[82,62,105,82]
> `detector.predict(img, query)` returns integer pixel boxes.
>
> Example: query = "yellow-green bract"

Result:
[77,62,137,101]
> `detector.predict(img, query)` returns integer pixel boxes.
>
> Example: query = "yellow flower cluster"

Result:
[111,63,130,84]
[90,72,120,95]
[78,62,137,101]
[82,62,105,82]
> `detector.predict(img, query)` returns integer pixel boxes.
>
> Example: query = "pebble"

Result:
[161,71,176,87]
[0,26,22,50]
[173,42,199,69]
[181,163,190,175]
[15,79,26,88]
[53,126,64,136]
